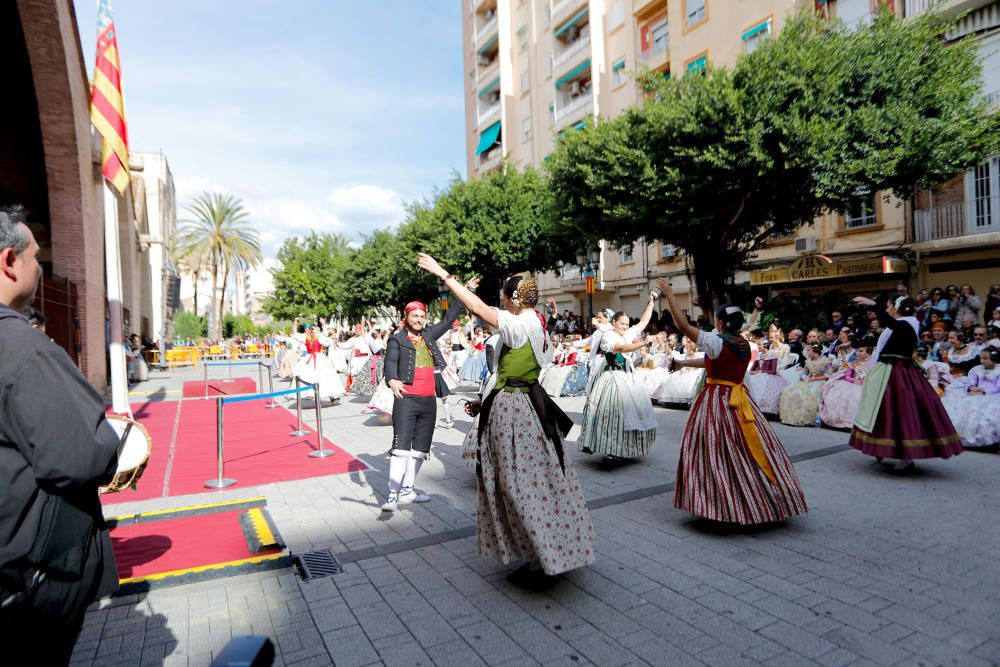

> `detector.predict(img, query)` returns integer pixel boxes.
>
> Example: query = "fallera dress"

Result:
[468,309,597,575]
[675,332,808,524]
[941,364,1000,449]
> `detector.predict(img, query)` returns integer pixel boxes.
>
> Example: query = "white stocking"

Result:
[440,397,452,423]
[388,452,407,494]
[402,451,424,492]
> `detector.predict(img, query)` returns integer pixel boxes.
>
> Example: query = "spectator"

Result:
[985,284,1000,323]
[828,310,845,331]
[787,328,804,362]
[958,314,977,341]
[0,206,120,662]
[823,328,838,356]
[950,284,981,324]
[988,306,1000,331]
[919,287,951,322]
[970,326,990,354]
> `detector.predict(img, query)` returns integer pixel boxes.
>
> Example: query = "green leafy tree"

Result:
[178,193,262,336]
[265,232,354,320]
[173,312,206,339]
[547,10,1000,317]
[222,313,256,338]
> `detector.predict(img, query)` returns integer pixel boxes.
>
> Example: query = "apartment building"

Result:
[462,0,1000,321]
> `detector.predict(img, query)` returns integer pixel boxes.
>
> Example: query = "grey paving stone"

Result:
[757,620,839,659]
[822,626,911,666]
[456,620,530,665]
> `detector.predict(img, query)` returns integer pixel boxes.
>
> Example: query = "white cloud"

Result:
[239,184,407,256]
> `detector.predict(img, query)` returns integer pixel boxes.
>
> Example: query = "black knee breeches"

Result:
[391,395,437,453]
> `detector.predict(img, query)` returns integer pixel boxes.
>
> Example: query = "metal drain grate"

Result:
[293,549,342,580]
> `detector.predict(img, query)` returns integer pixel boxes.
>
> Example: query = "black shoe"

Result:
[506,564,555,591]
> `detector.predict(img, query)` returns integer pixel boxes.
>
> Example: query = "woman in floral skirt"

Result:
[417,253,596,584]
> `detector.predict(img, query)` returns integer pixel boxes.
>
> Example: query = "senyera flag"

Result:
[89,0,130,195]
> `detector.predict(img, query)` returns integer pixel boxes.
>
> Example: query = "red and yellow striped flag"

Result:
[89,0,130,195]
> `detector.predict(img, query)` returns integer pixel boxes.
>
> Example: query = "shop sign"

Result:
[750,255,908,286]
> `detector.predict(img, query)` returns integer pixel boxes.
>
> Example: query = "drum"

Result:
[100,415,152,494]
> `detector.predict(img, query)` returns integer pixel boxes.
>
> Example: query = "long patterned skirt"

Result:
[350,356,383,396]
[675,383,808,524]
[818,378,863,429]
[849,362,963,460]
[476,391,597,575]
[577,368,656,458]
[778,379,827,427]
[941,392,1000,449]
[745,373,788,415]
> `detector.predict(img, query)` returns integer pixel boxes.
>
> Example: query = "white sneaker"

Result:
[439,420,454,429]
[398,488,431,504]
[380,493,399,512]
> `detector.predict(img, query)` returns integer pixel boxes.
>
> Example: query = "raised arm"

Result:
[656,278,701,342]
[634,292,658,333]
[417,253,497,328]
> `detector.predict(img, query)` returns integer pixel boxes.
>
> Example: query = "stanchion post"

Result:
[290,377,309,436]
[204,361,209,400]
[204,397,236,489]
[257,363,264,398]
[309,383,333,458]
[265,362,277,409]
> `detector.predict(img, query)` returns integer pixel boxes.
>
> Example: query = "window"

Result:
[979,34,1000,107]
[609,0,625,31]
[685,0,707,28]
[660,243,678,259]
[612,58,626,87]
[548,103,555,125]
[547,52,554,77]
[687,54,707,74]
[836,0,872,29]
[522,117,532,141]
[618,246,634,264]
[742,19,771,54]
[517,24,528,50]
[520,70,531,94]
[651,18,669,54]
[845,190,878,229]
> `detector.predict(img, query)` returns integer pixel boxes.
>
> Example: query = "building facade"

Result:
[132,151,179,342]
[461,0,1000,320]
[3,0,159,388]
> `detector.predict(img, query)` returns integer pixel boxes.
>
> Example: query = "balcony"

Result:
[913,196,1000,245]
[552,0,587,25]
[477,57,500,85]
[477,101,501,128]
[554,34,591,69]
[478,146,503,173]
[475,14,498,47]
[640,42,669,71]
[554,91,593,128]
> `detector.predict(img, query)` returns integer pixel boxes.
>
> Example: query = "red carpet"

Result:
[111,506,282,582]
[182,377,258,398]
[101,399,367,504]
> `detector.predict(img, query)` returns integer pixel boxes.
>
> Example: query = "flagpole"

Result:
[104,183,129,414]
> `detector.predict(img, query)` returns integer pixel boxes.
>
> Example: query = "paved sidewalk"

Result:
[73,366,1000,666]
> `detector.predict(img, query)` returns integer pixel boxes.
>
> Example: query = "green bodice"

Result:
[495,342,540,392]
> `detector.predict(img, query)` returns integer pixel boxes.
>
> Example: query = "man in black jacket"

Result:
[380,281,475,512]
[0,207,120,663]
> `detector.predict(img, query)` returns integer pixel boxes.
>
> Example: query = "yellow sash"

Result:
[706,379,777,485]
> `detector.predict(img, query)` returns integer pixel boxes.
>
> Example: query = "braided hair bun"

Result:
[715,304,745,333]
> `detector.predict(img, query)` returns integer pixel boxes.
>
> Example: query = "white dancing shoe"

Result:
[398,488,430,504]
[380,493,399,512]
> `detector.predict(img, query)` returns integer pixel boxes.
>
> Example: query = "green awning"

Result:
[612,59,626,71]
[555,58,591,88]
[555,7,589,38]
[475,121,501,155]
[478,77,500,98]
[572,120,587,131]
[478,34,498,54]
[741,20,771,41]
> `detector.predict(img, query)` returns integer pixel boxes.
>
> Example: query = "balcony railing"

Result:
[477,101,501,127]
[475,14,498,46]
[554,34,591,68]
[903,0,940,17]
[640,41,669,64]
[554,91,593,126]
[987,88,1000,109]
[478,146,503,172]
[913,196,999,243]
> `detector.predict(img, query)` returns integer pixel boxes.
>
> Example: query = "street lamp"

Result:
[576,244,601,334]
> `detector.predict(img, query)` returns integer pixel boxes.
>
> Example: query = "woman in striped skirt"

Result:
[657,279,808,525]
[577,293,658,461]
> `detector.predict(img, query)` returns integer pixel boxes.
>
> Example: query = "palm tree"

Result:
[177,193,262,337]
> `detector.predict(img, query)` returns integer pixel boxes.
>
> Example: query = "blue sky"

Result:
[76,1,466,256]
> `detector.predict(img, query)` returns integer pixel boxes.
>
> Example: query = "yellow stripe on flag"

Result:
[91,113,129,170]
[93,69,124,116]
[103,44,120,71]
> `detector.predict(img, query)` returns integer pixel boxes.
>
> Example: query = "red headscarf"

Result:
[404,301,426,315]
